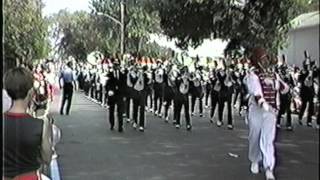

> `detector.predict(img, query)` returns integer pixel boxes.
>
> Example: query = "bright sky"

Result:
[43,0,227,57]
[42,0,90,16]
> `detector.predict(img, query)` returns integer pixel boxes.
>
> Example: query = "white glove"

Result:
[264,78,274,86]
[108,90,114,96]
[262,102,270,112]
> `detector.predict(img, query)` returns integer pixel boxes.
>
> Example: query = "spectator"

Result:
[3,67,53,180]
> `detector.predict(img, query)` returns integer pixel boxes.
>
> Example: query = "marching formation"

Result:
[71,50,319,133]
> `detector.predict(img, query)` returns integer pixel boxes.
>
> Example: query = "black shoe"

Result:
[110,126,114,131]
[60,111,64,115]
[199,114,203,117]
[118,127,123,132]
[298,120,303,125]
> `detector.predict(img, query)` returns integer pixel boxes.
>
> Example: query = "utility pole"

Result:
[120,0,126,55]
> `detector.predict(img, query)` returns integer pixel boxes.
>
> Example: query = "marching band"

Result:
[73,50,319,134]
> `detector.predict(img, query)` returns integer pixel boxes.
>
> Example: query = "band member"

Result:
[89,65,97,100]
[105,59,126,132]
[128,64,151,132]
[83,64,91,96]
[276,55,294,130]
[174,66,192,130]
[144,62,154,113]
[59,61,76,115]
[209,61,219,123]
[298,51,317,127]
[246,47,289,180]
[95,66,103,104]
[190,66,205,117]
[163,63,176,123]
[216,61,234,129]
[153,59,165,117]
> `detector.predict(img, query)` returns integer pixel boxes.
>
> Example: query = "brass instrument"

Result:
[179,72,189,94]
[134,70,145,91]
[155,67,164,83]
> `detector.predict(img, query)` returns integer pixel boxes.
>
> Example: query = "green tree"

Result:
[4,0,51,68]
[90,0,161,53]
[49,10,110,61]
[149,0,312,55]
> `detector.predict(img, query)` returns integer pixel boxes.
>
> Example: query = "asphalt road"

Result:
[50,91,319,180]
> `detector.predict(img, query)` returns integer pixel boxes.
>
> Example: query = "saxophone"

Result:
[155,67,164,83]
[304,69,313,87]
[179,73,189,94]
[134,70,145,91]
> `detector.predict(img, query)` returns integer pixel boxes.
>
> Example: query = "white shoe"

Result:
[133,123,137,129]
[158,113,162,117]
[52,152,58,160]
[265,169,275,180]
[216,121,222,127]
[276,124,281,129]
[126,118,131,123]
[155,112,158,116]
[175,124,180,129]
[316,124,319,129]
[227,124,234,130]
[205,105,208,109]
[139,126,144,132]
[165,116,169,123]
[191,112,195,116]
[250,163,259,174]
[149,109,153,113]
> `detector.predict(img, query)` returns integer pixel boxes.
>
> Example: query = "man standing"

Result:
[59,61,75,115]
[245,47,289,180]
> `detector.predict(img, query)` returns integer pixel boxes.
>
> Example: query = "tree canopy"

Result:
[148,0,314,55]
[4,0,50,67]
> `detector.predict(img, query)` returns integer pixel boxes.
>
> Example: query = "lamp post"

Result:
[97,0,126,55]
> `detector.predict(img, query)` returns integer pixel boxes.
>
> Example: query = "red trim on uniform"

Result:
[4,112,32,119]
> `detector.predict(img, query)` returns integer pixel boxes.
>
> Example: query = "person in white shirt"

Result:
[2,89,12,113]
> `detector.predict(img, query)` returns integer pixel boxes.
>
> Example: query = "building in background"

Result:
[278,11,319,67]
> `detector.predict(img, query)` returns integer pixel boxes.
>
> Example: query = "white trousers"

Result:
[248,104,276,171]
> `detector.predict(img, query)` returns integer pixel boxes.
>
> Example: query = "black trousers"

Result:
[164,88,175,119]
[90,83,96,99]
[174,94,191,126]
[299,93,314,123]
[84,81,90,96]
[133,91,146,127]
[60,83,73,115]
[210,90,219,118]
[205,84,211,106]
[125,97,132,119]
[218,91,233,125]
[108,97,124,130]
[154,84,163,114]
[277,93,292,126]
[191,94,203,115]
[95,84,102,103]
[233,87,240,106]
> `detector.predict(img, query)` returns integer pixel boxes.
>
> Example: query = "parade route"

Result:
[50,91,319,180]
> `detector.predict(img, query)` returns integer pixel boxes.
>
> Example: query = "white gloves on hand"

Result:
[108,91,114,96]
[262,102,270,112]
[264,78,274,86]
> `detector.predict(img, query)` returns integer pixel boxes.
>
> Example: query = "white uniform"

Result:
[246,71,289,171]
